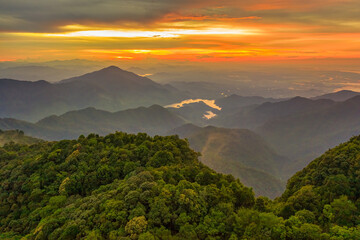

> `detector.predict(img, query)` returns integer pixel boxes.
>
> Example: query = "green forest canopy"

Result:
[0,132,359,239]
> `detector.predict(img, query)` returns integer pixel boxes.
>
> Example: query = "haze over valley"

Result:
[1,65,360,198]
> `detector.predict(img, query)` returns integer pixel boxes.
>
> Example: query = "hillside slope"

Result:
[0,129,42,146]
[1,132,360,239]
[170,125,287,198]
[212,97,335,130]
[259,95,360,177]
[0,132,256,239]
[279,135,360,230]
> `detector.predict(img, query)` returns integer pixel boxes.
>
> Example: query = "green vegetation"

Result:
[1,131,360,239]
[279,135,360,225]
[0,129,42,146]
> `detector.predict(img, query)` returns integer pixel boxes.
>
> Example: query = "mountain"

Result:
[312,90,360,102]
[0,129,43,146]
[37,104,186,139]
[169,124,287,198]
[0,105,186,140]
[0,65,94,82]
[213,96,335,130]
[0,66,186,121]
[1,131,359,239]
[258,95,360,177]
[0,117,58,140]
[279,135,360,228]
[215,94,280,113]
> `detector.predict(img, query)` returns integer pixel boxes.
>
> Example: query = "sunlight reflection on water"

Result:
[165,99,222,110]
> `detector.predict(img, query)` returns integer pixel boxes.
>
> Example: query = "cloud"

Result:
[0,0,205,32]
[1,0,359,62]
[1,0,358,33]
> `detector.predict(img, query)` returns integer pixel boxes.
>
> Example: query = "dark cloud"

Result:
[0,0,359,33]
[0,0,205,32]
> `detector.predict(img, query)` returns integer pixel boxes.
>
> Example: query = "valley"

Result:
[1,66,359,199]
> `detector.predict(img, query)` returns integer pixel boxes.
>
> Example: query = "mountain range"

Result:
[312,89,360,101]
[1,66,360,198]
[0,66,186,121]
[259,95,360,177]
[1,128,360,238]
[0,104,186,140]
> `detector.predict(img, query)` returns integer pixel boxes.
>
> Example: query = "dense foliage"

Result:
[278,135,360,238]
[1,132,360,239]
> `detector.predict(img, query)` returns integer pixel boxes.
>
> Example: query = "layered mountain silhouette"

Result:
[312,89,360,102]
[1,64,360,199]
[0,66,186,121]
[0,105,186,140]
[215,94,280,113]
[212,96,335,129]
[258,95,360,177]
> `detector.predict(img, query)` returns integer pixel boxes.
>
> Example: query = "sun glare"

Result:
[11,27,259,39]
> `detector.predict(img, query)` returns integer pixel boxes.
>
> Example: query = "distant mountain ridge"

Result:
[212,96,335,129]
[312,89,360,102]
[0,105,186,140]
[0,66,186,121]
[258,95,360,177]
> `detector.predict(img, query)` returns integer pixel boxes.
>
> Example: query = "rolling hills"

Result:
[0,132,256,239]
[1,80,360,199]
[1,131,360,239]
[0,105,186,140]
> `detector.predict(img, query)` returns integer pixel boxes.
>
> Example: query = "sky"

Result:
[1,0,360,64]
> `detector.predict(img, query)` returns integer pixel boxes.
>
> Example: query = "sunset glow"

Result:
[1,0,359,63]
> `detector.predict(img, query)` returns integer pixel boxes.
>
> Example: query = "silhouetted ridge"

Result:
[313,89,360,102]
[0,67,185,121]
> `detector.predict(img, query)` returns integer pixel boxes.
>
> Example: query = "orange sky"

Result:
[1,0,359,63]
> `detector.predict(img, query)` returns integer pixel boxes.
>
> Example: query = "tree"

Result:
[125,216,148,239]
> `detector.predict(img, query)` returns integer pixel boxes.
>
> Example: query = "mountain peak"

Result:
[337,89,358,94]
[101,65,122,71]
[59,65,149,84]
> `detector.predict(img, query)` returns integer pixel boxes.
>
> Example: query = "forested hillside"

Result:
[0,132,255,239]
[1,132,360,239]
[275,135,360,239]
[0,129,42,146]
